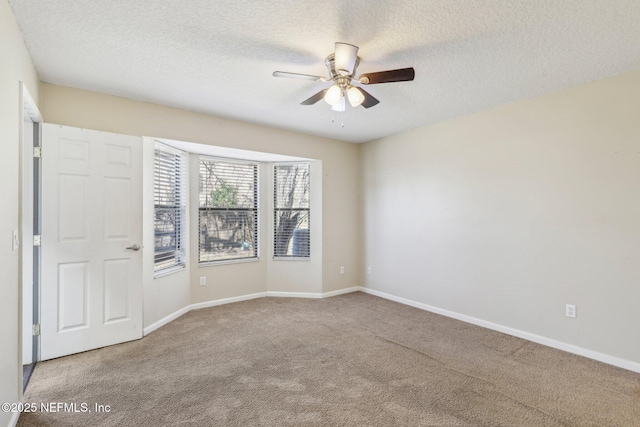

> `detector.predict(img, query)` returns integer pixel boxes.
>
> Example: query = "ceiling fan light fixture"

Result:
[334,42,359,76]
[324,85,342,105]
[331,95,346,112]
[347,86,365,107]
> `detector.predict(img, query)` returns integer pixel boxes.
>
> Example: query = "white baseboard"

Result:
[320,286,362,298]
[8,411,20,427]
[144,287,360,336]
[359,287,640,374]
[143,305,191,336]
[266,286,361,299]
[190,292,267,310]
[266,291,323,298]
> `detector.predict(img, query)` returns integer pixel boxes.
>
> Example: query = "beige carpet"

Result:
[18,292,640,426]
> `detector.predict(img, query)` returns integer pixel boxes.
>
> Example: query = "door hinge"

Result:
[33,146,42,158]
[33,235,41,246]
[32,324,41,336]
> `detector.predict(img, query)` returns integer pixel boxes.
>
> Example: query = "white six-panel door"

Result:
[41,124,143,360]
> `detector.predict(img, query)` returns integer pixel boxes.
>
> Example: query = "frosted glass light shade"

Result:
[324,85,342,105]
[331,96,346,112]
[335,42,359,76]
[347,86,365,107]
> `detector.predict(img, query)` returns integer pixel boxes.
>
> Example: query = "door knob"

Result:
[126,244,141,251]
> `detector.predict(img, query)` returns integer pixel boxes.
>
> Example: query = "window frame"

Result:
[198,155,260,266]
[153,142,187,277]
[273,162,311,260]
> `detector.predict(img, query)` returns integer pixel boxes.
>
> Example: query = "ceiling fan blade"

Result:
[356,87,380,108]
[358,67,415,84]
[334,42,359,76]
[301,89,329,105]
[273,71,325,81]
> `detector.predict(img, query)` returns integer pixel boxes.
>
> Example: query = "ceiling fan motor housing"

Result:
[325,54,361,83]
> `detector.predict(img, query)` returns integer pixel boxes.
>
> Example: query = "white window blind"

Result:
[199,158,258,263]
[274,163,310,257]
[154,142,186,275]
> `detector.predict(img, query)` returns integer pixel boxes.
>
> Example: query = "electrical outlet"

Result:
[199,277,206,286]
[340,266,345,275]
[565,304,576,318]
[367,266,372,274]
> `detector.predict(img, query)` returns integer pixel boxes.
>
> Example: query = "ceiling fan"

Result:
[273,42,415,111]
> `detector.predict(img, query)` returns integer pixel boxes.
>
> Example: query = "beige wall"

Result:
[360,70,640,364]
[0,2,41,425]
[42,83,362,326]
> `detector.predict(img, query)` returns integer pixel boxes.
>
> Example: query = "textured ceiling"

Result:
[9,0,640,143]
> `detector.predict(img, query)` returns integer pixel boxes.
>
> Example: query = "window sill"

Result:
[154,265,186,279]
[199,257,260,267]
[272,256,311,262]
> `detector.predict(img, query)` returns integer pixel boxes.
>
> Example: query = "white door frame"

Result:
[19,82,43,389]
